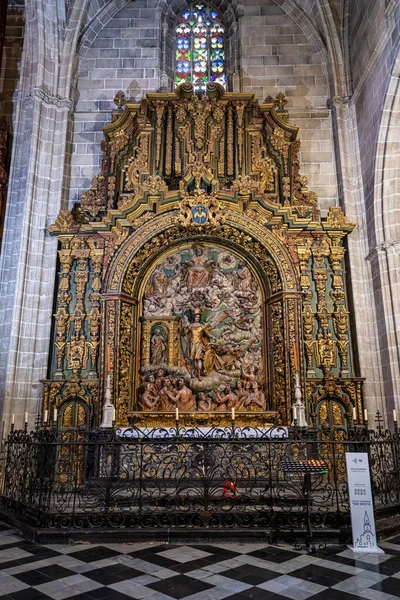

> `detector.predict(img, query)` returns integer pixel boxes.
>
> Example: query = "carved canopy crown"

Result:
[50,84,340,235]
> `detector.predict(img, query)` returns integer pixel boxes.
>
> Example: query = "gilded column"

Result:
[53,245,73,379]
[295,237,314,376]
[328,232,349,376]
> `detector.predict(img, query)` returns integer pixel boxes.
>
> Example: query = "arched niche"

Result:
[102,214,302,426]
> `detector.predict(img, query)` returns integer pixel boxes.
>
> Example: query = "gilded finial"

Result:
[274,92,288,111]
[113,90,126,110]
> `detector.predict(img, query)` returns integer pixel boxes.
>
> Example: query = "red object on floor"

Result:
[223,480,236,499]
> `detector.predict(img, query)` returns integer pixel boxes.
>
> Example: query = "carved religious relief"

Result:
[138,244,266,413]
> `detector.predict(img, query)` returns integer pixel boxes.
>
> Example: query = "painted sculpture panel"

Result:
[139,243,266,411]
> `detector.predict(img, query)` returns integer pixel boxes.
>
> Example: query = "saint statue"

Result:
[147,266,166,297]
[184,309,212,379]
[185,244,214,288]
[150,328,167,365]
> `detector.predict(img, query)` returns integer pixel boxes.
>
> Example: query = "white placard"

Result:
[346,452,383,553]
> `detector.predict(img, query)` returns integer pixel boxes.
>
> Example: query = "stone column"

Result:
[0,0,75,432]
[0,89,72,431]
[331,96,385,418]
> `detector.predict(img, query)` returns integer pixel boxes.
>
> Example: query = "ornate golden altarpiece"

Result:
[45,84,363,428]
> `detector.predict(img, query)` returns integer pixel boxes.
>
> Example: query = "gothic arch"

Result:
[158,0,239,27]
[76,0,130,58]
[374,51,400,249]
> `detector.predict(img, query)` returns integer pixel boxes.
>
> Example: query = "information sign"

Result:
[346,452,383,553]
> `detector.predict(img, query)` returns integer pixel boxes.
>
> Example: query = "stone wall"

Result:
[69,0,161,205]
[68,0,338,214]
[0,0,24,124]
[346,1,400,415]
[349,0,400,248]
[239,0,337,213]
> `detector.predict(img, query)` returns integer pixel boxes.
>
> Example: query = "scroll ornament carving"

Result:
[142,175,168,196]
[186,94,213,148]
[252,148,276,193]
[54,210,75,232]
[271,127,290,174]
[183,161,216,190]
[80,173,107,219]
[274,92,288,111]
[124,133,150,197]
[232,175,259,195]
[291,140,318,211]
[31,87,73,111]
[325,206,354,229]
[109,129,129,169]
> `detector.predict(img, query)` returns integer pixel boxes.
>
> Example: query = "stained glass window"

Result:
[175,3,226,93]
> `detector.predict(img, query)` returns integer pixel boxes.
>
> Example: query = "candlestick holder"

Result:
[100,373,116,428]
[35,412,41,430]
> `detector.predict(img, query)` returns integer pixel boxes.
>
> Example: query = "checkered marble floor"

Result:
[0,523,400,600]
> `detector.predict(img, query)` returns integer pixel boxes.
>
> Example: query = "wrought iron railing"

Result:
[1,414,400,540]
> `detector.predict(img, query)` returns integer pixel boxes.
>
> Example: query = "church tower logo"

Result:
[355,511,374,549]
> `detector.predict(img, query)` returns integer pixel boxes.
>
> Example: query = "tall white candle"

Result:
[53,407,58,422]
[231,407,235,420]
[364,409,368,422]
[293,405,297,422]
[393,410,397,423]
[352,407,357,420]
[44,410,48,423]
[24,412,28,424]
[112,406,116,422]
[175,407,179,420]
[11,414,15,425]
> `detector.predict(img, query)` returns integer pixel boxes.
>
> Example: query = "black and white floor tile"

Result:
[0,523,399,599]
